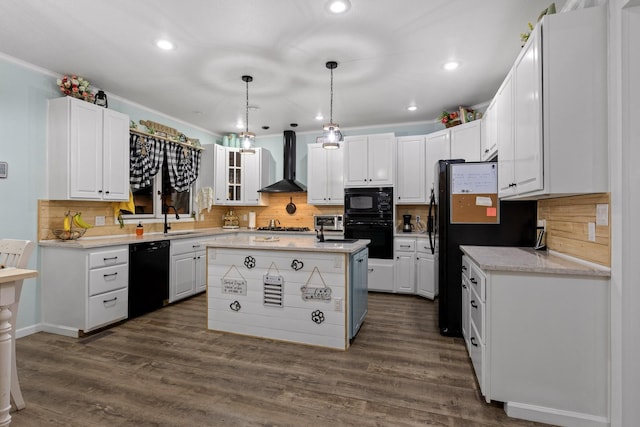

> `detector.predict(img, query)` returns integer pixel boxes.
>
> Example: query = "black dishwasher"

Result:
[129,240,170,319]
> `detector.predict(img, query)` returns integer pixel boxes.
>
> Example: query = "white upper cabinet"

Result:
[500,5,608,199]
[396,136,426,204]
[450,121,481,162]
[213,146,272,206]
[47,96,130,201]
[481,99,498,161]
[495,72,516,197]
[307,142,344,205]
[344,133,395,187]
[425,129,451,194]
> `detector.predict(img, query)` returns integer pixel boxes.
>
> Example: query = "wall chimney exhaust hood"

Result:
[258,130,306,193]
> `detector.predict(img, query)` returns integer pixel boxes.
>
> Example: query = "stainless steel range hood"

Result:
[258,130,306,193]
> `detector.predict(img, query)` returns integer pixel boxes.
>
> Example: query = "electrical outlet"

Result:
[596,204,608,226]
[243,214,247,221]
[95,215,105,226]
[588,222,596,242]
[334,298,343,312]
[416,215,421,224]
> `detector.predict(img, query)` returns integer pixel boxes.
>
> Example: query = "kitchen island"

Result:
[204,235,369,350]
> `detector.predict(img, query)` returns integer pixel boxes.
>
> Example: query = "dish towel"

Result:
[195,186,215,213]
[111,190,136,227]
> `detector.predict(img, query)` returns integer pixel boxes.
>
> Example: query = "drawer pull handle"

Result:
[192,245,200,248]
[103,297,118,304]
[103,256,118,261]
[103,272,118,278]
[470,300,478,309]
[461,265,467,271]
[368,268,374,272]
[470,278,477,284]
[399,245,410,248]
[471,337,478,347]
[358,258,363,263]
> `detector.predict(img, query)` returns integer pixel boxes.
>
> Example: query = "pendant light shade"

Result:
[239,75,255,154]
[322,61,343,149]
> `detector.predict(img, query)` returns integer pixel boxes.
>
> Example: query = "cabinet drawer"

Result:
[87,288,128,330]
[171,238,205,255]
[89,264,128,296]
[89,247,128,268]
[462,256,471,279]
[415,238,433,255]
[468,321,486,396]
[394,238,415,252]
[469,263,486,301]
[469,286,485,343]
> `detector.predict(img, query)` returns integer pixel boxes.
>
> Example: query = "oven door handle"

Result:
[346,222,393,228]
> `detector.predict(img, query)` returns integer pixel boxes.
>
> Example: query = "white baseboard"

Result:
[505,401,609,427]
[39,323,80,338]
[15,324,43,339]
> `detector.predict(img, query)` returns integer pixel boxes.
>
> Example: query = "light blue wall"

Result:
[0,55,216,335]
[0,53,467,336]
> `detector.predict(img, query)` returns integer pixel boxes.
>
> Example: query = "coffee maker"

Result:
[402,214,414,232]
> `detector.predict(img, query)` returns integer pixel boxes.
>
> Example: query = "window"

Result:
[125,151,194,220]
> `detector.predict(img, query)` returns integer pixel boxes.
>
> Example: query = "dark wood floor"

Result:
[11,292,551,427]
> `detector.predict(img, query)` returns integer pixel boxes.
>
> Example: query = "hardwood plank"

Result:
[12,293,551,426]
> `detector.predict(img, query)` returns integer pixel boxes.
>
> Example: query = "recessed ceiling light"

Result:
[236,122,244,129]
[326,0,351,14]
[315,114,324,121]
[443,61,459,71]
[156,39,175,50]
[407,106,418,111]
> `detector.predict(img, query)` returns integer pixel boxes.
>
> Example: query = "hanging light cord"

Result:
[245,79,249,133]
[329,66,334,124]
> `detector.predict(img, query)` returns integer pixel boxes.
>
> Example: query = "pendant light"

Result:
[322,61,343,149]
[239,75,256,154]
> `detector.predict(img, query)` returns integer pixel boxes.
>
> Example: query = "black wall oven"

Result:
[344,187,394,259]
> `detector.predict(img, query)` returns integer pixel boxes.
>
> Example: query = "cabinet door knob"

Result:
[470,300,478,309]
[470,278,477,284]
[484,148,490,153]
[470,337,478,347]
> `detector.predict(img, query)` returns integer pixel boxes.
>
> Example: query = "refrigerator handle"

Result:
[427,187,435,254]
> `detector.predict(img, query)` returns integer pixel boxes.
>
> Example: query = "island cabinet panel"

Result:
[207,248,349,350]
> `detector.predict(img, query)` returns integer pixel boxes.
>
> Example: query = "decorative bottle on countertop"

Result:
[136,222,144,236]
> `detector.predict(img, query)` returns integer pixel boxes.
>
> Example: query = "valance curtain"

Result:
[165,141,202,192]
[129,133,164,189]
[129,134,201,191]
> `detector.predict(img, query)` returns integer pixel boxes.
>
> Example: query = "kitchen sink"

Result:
[322,239,358,243]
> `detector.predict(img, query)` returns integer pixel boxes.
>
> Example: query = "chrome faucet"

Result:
[164,205,180,234]
[315,224,325,242]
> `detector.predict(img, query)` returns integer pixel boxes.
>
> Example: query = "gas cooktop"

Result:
[256,226,310,232]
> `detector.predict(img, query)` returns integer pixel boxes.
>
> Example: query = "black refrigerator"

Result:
[428,160,537,337]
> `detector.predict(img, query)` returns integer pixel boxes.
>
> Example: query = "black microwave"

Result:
[344,187,393,217]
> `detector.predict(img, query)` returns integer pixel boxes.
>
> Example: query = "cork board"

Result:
[450,193,499,224]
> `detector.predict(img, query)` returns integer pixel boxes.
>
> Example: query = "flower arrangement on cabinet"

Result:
[56,75,95,103]
[439,110,460,128]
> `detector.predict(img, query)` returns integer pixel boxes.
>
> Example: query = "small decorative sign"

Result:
[222,278,247,295]
[311,310,325,324]
[221,265,247,295]
[300,266,332,302]
[230,301,241,312]
[263,262,284,308]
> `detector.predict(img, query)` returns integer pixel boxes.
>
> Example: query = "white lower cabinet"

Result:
[367,258,394,292]
[393,237,436,298]
[461,254,610,426]
[415,237,436,299]
[42,245,129,337]
[170,238,206,303]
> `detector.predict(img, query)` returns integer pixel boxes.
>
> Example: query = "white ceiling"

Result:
[0,0,562,137]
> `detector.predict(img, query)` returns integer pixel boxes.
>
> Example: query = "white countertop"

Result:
[38,228,331,249]
[204,234,370,254]
[460,246,611,277]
